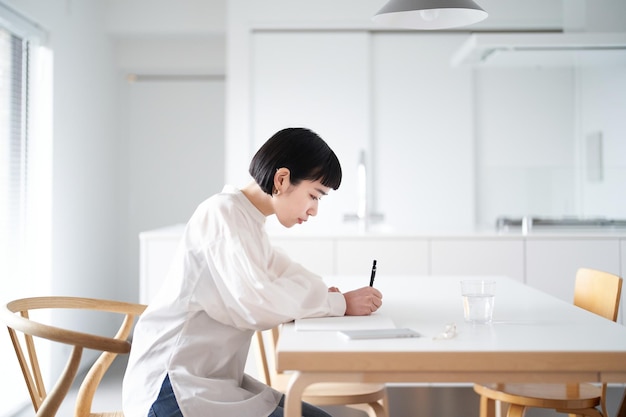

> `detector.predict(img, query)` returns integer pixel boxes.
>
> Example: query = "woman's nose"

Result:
[307,201,318,217]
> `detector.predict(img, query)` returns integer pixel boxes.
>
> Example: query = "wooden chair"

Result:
[254,326,389,417]
[1,296,146,417]
[618,391,626,417]
[473,268,623,417]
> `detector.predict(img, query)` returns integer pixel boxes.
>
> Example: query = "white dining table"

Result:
[276,275,626,417]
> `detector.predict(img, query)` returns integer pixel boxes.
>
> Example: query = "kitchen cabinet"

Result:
[621,239,626,283]
[525,237,621,304]
[335,237,429,276]
[618,239,626,325]
[430,238,524,282]
[271,237,335,276]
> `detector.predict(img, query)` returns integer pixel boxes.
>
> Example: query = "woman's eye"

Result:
[311,195,320,201]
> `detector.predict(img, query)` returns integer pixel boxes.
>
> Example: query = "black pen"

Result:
[369,260,377,287]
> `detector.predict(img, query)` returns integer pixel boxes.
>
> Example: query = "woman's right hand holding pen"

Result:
[343,286,383,316]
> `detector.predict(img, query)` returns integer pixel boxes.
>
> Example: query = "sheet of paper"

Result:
[294,314,396,331]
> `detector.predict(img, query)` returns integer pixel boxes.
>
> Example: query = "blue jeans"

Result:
[148,374,333,417]
[148,374,182,417]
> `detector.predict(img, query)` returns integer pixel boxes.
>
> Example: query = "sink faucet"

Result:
[344,150,384,232]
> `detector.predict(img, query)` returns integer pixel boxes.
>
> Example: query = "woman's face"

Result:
[273,177,330,228]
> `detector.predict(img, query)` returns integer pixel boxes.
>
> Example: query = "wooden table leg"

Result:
[284,371,309,417]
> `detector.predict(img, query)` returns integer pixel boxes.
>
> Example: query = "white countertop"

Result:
[140,223,626,239]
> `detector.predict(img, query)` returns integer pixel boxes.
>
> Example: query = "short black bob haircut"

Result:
[249,127,342,195]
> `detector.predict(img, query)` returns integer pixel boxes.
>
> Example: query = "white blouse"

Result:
[122,185,346,417]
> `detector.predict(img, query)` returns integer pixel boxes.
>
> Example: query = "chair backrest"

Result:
[574,268,623,321]
[1,296,146,417]
[254,326,281,386]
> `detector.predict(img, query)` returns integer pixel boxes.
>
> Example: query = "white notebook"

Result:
[294,314,396,332]
[339,328,421,340]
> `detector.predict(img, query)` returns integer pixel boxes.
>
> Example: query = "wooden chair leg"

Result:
[600,383,608,417]
[479,395,497,417]
[557,409,602,417]
[367,400,387,417]
[348,401,387,417]
[617,387,626,417]
[506,404,526,417]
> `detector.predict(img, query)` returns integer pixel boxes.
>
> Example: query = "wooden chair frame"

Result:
[474,268,623,417]
[255,326,389,417]
[1,296,146,417]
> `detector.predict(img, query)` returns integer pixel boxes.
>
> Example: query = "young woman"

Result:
[122,127,383,417]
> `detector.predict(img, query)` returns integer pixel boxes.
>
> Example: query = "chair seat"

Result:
[273,373,386,406]
[254,327,388,417]
[474,383,602,409]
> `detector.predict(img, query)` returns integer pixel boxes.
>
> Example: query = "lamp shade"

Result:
[373,0,487,30]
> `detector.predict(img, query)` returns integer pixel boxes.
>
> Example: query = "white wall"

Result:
[105,0,225,36]
[578,66,626,218]
[107,0,227,301]
[251,31,372,231]
[114,41,226,300]
[123,78,225,297]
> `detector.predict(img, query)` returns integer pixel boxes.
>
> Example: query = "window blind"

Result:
[0,28,27,284]
[0,5,49,415]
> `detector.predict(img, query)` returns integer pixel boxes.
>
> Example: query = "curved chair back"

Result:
[574,267,622,321]
[1,296,146,417]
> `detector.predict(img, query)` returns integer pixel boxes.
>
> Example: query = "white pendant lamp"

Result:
[373,0,488,30]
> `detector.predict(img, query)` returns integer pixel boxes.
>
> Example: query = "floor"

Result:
[13,356,127,417]
[11,358,625,417]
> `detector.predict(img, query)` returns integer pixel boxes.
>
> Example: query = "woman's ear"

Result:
[273,167,291,194]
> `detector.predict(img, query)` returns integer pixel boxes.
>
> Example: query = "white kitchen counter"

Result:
[140,222,626,239]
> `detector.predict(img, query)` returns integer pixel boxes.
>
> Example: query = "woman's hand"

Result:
[343,286,383,316]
